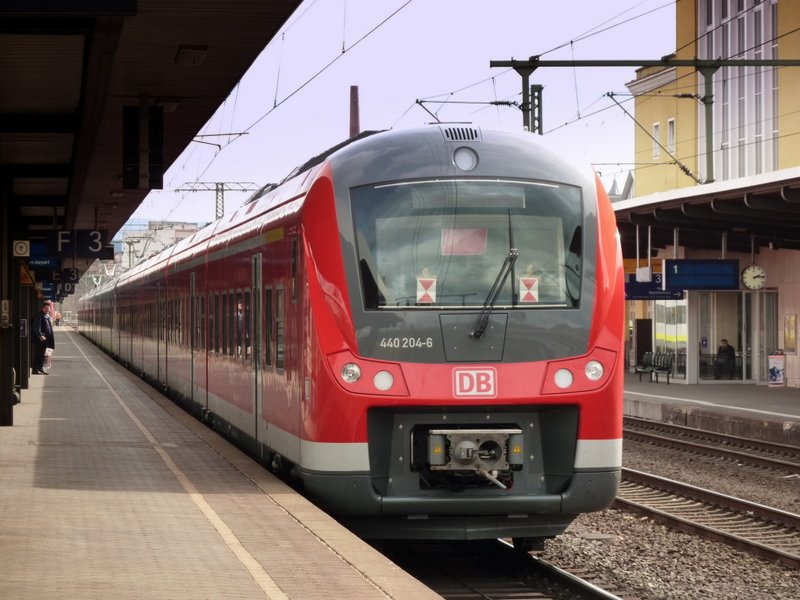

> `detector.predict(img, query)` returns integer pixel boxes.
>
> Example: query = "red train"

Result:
[79,125,624,549]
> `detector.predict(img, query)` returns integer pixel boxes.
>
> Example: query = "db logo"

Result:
[453,368,497,397]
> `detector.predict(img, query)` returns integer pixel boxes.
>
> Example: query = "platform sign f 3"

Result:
[453,368,497,397]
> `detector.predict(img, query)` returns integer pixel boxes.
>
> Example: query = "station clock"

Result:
[741,264,767,290]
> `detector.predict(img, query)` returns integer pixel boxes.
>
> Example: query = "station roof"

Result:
[614,167,800,257]
[1,0,300,240]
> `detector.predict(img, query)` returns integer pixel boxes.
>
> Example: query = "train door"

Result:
[757,291,779,383]
[252,254,263,445]
[634,319,652,367]
[258,285,273,452]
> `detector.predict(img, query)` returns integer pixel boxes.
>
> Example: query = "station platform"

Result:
[623,371,800,445]
[0,328,441,600]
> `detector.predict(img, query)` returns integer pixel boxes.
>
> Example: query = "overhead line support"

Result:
[490,57,800,183]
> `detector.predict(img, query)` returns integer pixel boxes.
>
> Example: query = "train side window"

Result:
[197,296,205,351]
[181,297,185,346]
[208,294,215,353]
[217,293,228,356]
[159,296,165,343]
[173,298,177,346]
[185,296,190,348]
[224,291,230,357]
[214,293,220,354]
[235,290,244,359]
[290,236,298,302]
[175,298,180,346]
[217,293,223,354]
[228,291,236,357]
[181,297,185,347]
[177,297,182,346]
[201,296,207,351]
[275,286,285,371]
[243,289,251,361]
[264,287,273,368]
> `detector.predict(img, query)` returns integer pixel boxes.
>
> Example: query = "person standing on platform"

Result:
[31,301,55,375]
[714,338,736,379]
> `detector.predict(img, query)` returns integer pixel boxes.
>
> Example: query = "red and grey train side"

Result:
[79,125,624,546]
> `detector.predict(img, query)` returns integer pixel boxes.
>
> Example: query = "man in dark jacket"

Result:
[714,338,736,379]
[31,301,55,374]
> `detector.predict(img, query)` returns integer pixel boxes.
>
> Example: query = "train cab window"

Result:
[351,179,583,310]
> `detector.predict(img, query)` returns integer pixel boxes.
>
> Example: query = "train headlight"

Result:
[553,368,573,389]
[585,360,604,381]
[327,350,409,396]
[373,370,394,391]
[340,363,362,384]
[453,146,478,171]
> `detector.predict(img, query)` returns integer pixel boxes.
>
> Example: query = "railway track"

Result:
[616,468,800,568]
[379,539,636,599]
[623,416,800,474]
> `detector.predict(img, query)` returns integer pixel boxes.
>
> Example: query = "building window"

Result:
[703,0,775,180]
[667,118,676,154]
[652,122,661,159]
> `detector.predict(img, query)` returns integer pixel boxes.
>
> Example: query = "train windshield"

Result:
[351,178,583,310]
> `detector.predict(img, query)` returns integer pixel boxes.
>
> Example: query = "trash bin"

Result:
[768,351,785,387]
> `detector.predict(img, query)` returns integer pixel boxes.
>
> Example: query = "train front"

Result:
[301,126,624,544]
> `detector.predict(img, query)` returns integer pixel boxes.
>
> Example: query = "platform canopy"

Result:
[0,0,301,240]
[614,167,800,257]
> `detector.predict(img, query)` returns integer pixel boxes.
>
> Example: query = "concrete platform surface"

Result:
[623,371,800,445]
[0,329,442,600]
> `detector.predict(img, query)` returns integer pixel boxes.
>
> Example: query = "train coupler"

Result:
[426,428,523,489]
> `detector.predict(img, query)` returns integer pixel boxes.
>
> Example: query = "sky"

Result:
[126,0,677,229]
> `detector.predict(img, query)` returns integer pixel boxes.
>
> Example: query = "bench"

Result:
[652,352,675,384]
[634,351,654,381]
[634,351,675,383]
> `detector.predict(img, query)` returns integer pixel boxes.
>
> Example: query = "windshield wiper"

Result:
[470,248,519,338]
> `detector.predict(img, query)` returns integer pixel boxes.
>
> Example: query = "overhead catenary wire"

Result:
[171,1,685,201]
[149,2,800,225]
[607,92,703,184]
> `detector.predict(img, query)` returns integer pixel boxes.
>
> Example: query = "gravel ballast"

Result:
[540,438,800,600]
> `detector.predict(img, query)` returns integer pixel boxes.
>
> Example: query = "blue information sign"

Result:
[28,257,60,270]
[625,273,684,300]
[30,230,114,260]
[662,259,740,290]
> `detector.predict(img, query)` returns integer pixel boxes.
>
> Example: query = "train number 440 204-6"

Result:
[379,336,434,349]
